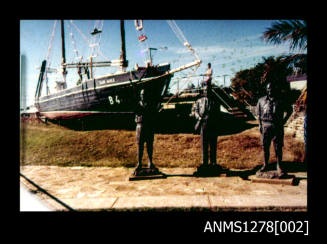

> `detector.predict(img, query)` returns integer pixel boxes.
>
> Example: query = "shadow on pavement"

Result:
[163,161,307,185]
[163,166,261,180]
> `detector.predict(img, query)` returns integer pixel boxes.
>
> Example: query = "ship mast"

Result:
[119,20,128,70]
[61,20,68,80]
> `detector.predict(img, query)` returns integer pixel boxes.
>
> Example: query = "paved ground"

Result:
[20,166,307,211]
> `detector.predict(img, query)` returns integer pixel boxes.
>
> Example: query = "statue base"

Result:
[255,170,286,179]
[129,167,166,181]
[193,164,225,177]
[250,171,295,185]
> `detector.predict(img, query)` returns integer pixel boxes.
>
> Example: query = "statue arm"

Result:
[194,100,202,120]
[256,100,263,133]
[135,101,143,115]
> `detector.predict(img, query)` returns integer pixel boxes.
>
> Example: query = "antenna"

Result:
[147,48,157,66]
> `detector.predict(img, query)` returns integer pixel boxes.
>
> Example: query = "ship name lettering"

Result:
[107,78,115,83]
[99,80,106,85]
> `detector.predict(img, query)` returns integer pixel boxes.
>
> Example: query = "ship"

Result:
[34,20,201,120]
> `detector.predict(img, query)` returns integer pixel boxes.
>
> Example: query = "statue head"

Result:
[140,89,145,101]
[266,82,277,98]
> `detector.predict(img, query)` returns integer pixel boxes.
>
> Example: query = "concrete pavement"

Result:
[20,166,307,211]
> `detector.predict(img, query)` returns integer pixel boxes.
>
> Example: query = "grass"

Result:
[20,119,305,169]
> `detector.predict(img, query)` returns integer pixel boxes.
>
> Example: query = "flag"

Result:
[138,35,147,42]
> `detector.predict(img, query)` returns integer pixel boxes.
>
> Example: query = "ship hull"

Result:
[35,64,172,120]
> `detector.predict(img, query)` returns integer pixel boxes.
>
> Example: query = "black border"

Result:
[14,11,318,240]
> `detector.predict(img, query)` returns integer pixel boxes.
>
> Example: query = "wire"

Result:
[43,20,58,95]
[167,20,200,61]
[68,22,83,62]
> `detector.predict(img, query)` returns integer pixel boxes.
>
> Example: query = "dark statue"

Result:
[256,82,292,178]
[133,89,161,176]
[193,84,224,176]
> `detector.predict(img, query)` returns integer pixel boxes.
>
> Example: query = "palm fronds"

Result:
[262,20,307,51]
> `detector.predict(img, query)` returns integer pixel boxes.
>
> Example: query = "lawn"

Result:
[20,119,305,169]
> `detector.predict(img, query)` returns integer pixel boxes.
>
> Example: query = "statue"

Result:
[193,84,224,176]
[132,89,164,178]
[256,82,292,178]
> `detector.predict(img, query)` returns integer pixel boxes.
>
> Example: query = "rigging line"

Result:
[93,20,98,30]
[68,22,82,62]
[89,20,104,77]
[89,20,98,58]
[134,20,149,64]
[169,78,195,94]
[45,20,58,65]
[95,21,103,60]
[87,20,92,37]
[93,21,103,49]
[89,22,96,58]
[167,20,186,44]
[70,20,110,62]
[172,73,228,80]
[167,20,200,61]
[88,20,99,77]
[140,23,150,50]
[43,20,58,95]
[159,79,195,112]
[159,67,199,112]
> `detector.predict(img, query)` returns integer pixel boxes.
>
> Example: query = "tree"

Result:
[230,20,307,107]
[262,20,307,52]
[231,56,294,106]
[262,20,307,75]
[283,54,307,74]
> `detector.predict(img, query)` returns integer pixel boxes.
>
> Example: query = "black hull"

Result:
[35,64,172,120]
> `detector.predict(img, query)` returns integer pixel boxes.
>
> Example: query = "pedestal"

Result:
[250,170,296,185]
[256,170,285,179]
[129,167,167,181]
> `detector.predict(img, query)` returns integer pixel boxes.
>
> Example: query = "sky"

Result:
[20,19,306,108]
